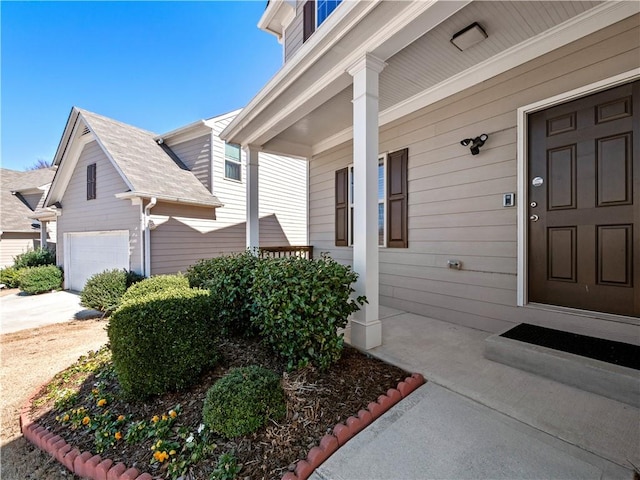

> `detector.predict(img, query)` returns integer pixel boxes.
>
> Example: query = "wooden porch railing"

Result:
[259,246,314,260]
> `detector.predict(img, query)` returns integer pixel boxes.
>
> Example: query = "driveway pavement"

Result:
[0,290,101,334]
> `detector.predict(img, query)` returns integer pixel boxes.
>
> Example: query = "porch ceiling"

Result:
[265,0,602,154]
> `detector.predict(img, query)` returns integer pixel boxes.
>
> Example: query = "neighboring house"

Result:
[0,168,56,267]
[221,1,639,350]
[44,107,307,291]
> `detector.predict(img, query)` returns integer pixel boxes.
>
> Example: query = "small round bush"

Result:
[108,287,218,398]
[121,274,188,304]
[13,247,56,269]
[0,266,21,288]
[80,269,144,315]
[19,265,63,294]
[202,366,285,438]
[186,251,260,336]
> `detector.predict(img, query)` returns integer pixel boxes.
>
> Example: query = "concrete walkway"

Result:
[0,290,100,334]
[317,309,639,480]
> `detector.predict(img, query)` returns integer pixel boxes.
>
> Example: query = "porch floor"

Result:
[326,309,639,479]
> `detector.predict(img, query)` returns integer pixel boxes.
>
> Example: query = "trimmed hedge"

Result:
[186,251,259,336]
[0,267,21,288]
[121,274,188,304]
[19,265,63,294]
[202,366,285,438]
[80,269,144,315]
[251,255,365,370]
[108,287,218,398]
[13,247,56,269]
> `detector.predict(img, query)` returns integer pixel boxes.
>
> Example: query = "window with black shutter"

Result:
[87,163,96,200]
[386,148,408,248]
[335,167,348,246]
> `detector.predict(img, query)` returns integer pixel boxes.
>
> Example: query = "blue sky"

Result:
[1,1,282,171]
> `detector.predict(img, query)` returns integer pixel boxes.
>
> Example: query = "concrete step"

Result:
[484,330,640,408]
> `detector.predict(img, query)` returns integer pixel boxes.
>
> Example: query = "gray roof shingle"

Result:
[1,168,55,232]
[77,109,222,207]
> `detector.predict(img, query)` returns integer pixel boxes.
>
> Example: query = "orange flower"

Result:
[169,410,177,418]
[151,415,159,423]
[153,450,169,462]
[92,388,99,395]
[117,415,125,422]
[97,399,107,407]
[82,416,90,425]
[63,414,70,422]
[161,414,168,421]
[114,432,122,440]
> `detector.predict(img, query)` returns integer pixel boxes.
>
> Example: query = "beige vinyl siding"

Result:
[56,141,142,274]
[0,233,39,267]
[284,0,305,62]
[150,115,308,274]
[168,135,211,191]
[309,16,639,342]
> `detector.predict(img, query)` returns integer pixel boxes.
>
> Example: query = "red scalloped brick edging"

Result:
[282,372,426,480]
[20,372,424,480]
[19,381,151,480]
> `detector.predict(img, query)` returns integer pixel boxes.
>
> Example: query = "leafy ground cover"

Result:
[29,337,407,479]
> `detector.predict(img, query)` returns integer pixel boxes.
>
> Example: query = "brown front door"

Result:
[528,81,639,317]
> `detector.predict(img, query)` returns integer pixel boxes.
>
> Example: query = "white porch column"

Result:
[347,53,386,350]
[244,145,260,251]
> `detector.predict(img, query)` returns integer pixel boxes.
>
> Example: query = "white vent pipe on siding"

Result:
[143,197,157,277]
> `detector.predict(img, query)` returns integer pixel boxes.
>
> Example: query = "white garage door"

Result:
[65,231,130,291]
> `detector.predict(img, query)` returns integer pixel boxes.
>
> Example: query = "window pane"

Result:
[225,143,240,161]
[378,202,384,246]
[349,167,354,204]
[225,160,241,181]
[317,0,342,25]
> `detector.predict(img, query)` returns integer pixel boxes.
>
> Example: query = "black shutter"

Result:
[87,163,96,200]
[387,148,408,248]
[335,167,348,246]
[303,0,315,42]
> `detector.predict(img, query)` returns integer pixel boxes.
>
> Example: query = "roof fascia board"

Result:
[115,191,223,209]
[156,119,208,145]
[258,0,296,39]
[52,108,79,166]
[224,1,467,146]
[312,1,640,155]
[45,123,94,205]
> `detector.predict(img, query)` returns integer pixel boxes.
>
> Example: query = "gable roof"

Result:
[1,168,55,233]
[47,108,222,208]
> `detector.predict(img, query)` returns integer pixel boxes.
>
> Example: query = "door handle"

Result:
[529,214,539,222]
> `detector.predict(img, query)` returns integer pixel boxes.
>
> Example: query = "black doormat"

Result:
[500,323,640,371]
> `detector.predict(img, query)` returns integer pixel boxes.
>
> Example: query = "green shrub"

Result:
[19,265,63,294]
[251,255,365,370]
[0,266,21,288]
[80,269,144,315]
[13,247,56,269]
[202,366,285,438]
[186,251,260,336]
[108,287,218,398]
[121,274,188,304]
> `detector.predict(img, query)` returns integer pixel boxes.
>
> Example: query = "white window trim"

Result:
[224,142,242,182]
[347,153,387,247]
[516,69,640,309]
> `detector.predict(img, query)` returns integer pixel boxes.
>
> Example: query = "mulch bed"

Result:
[29,337,408,479]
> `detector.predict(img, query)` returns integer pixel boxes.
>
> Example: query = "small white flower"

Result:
[186,434,194,443]
[197,423,205,434]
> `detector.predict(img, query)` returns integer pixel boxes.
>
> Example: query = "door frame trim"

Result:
[516,68,640,312]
